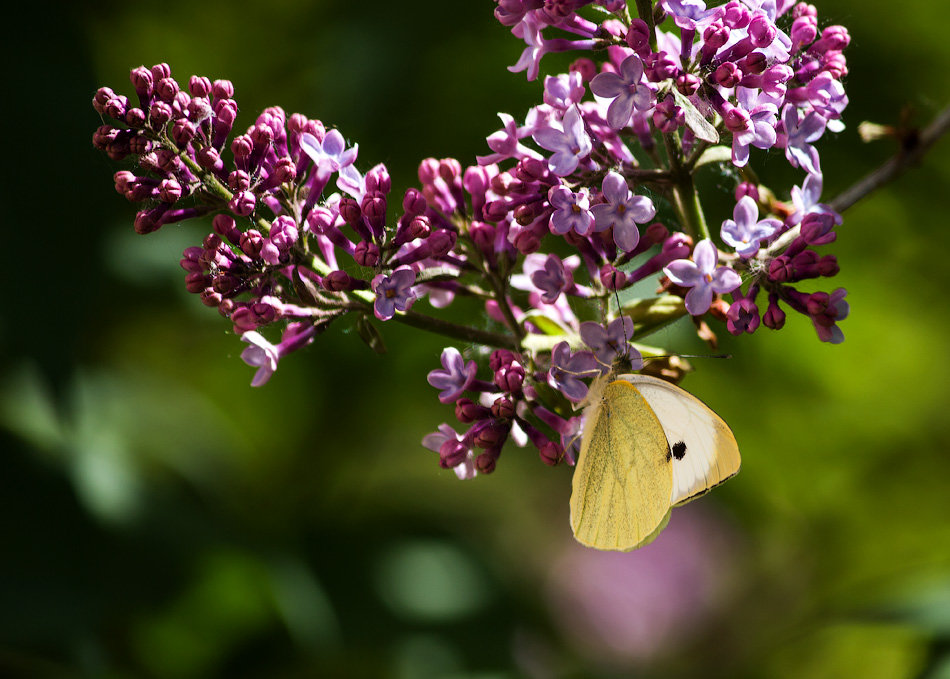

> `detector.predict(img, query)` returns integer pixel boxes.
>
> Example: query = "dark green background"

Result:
[3,1,949,677]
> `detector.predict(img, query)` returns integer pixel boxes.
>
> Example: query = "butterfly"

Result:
[569,372,740,551]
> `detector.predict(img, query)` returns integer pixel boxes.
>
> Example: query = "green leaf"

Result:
[621,295,688,338]
[672,89,720,144]
[694,145,733,169]
[520,310,571,337]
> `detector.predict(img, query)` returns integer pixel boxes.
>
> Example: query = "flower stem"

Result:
[363,305,519,350]
[663,133,711,242]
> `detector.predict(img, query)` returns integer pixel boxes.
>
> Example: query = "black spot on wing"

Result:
[672,441,687,460]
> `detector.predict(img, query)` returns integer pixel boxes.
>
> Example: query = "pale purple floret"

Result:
[240,323,317,387]
[720,196,781,257]
[427,347,478,403]
[731,88,779,167]
[477,112,544,165]
[422,424,477,480]
[240,331,280,387]
[664,239,742,315]
[580,317,643,370]
[789,172,842,225]
[544,71,586,111]
[300,129,358,175]
[548,185,594,236]
[549,341,601,402]
[372,266,416,320]
[532,106,592,176]
[589,55,654,130]
[508,13,547,81]
[530,253,573,304]
[782,105,826,175]
[660,0,720,30]
[591,171,656,252]
[788,72,848,130]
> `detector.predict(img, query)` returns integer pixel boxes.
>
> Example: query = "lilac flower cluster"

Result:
[92,0,852,480]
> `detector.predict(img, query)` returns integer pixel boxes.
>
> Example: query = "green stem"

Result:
[346,303,519,350]
[663,132,711,242]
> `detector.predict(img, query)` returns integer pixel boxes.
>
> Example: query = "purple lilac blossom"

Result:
[239,322,317,387]
[530,254,573,304]
[664,240,742,315]
[589,55,653,130]
[549,341,600,402]
[591,171,656,252]
[720,196,782,257]
[427,347,479,403]
[240,331,280,387]
[730,88,779,167]
[579,318,642,370]
[476,113,544,165]
[548,185,594,236]
[422,424,477,480]
[781,105,825,175]
[532,106,592,176]
[660,0,720,30]
[372,266,416,320]
[789,173,841,225]
[544,71,586,111]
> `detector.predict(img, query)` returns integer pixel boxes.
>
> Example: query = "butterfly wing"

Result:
[618,374,740,506]
[570,379,674,551]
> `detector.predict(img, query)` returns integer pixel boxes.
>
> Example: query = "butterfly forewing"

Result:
[619,375,741,506]
[570,379,673,551]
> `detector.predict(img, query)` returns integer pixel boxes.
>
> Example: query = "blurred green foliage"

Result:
[3,0,950,677]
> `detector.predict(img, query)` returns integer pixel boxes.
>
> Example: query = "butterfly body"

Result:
[569,373,740,551]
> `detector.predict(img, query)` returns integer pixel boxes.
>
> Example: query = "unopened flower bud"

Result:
[188,75,211,97]
[569,57,597,81]
[212,79,234,99]
[125,108,146,128]
[626,19,651,55]
[763,293,786,329]
[240,230,264,258]
[134,210,160,234]
[714,62,742,88]
[403,188,428,216]
[362,193,387,231]
[196,146,223,171]
[355,240,380,267]
[159,178,182,203]
[491,397,515,420]
[456,398,490,423]
[769,255,792,282]
[428,229,457,257]
[408,215,431,240]
[495,363,525,394]
[148,101,173,126]
[512,229,540,255]
[475,448,501,474]
[156,77,180,102]
[228,170,251,191]
[172,119,196,146]
[439,439,469,469]
[229,190,256,217]
[539,441,564,466]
